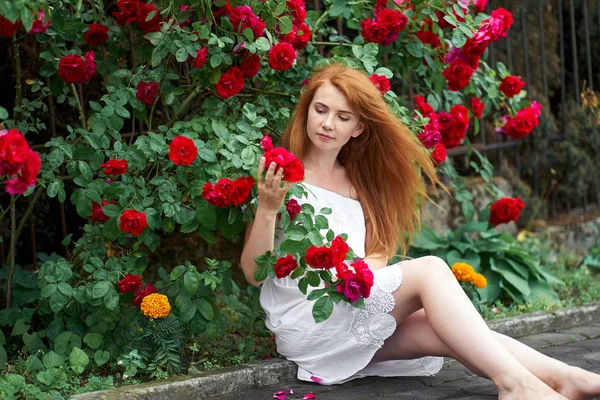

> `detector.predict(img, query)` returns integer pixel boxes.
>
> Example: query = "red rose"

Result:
[135,2,161,31]
[193,47,208,69]
[471,97,485,118]
[375,8,407,33]
[283,23,311,49]
[369,74,390,96]
[330,236,349,265]
[0,129,29,176]
[451,104,469,127]
[101,159,128,175]
[286,199,301,220]
[462,29,492,59]
[274,254,298,278]
[261,135,274,151]
[229,5,265,39]
[499,76,526,98]
[263,147,305,183]
[58,53,95,84]
[113,0,140,25]
[417,113,441,149]
[503,106,540,139]
[305,246,335,269]
[119,209,148,235]
[84,23,109,46]
[442,59,475,91]
[287,0,306,24]
[4,148,41,195]
[0,16,22,37]
[490,8,513,38]
[202,179,233,208]
[268,42,296,71]
[360,18,389,44]
[283,158,305,182]
[169,136,197,165]
[136,81,159,106]
[430,143,447,166]
[229,176,255,205]
[240,54,261,78]
[489,196,525,226]
[118,273,143,293]
[415,95,434,115]
[132,283,157,306]
[416,28,441,48]
[436,8,466,29]
[29,11,50,34]
[335,260,374,301]
[438,109,468,149]
[215,66,245,98]
[91,199,116,222]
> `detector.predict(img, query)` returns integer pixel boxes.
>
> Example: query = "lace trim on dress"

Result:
[341,267,403,348]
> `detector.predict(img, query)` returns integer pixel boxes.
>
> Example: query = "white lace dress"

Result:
[259,183,444,385]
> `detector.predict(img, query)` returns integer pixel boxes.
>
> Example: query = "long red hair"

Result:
[281,63,448,259]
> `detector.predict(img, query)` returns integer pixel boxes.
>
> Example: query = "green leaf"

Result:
[102,204,121,218]
[41,283,57,298]
[312,296,333,323]
[54,332,82,357]
[69,347,89,374]
[298,277,308,294]
[279,16,293,34]
[0,107,8,120]
[170,265,187,281]
[176,47,188,62]
[184,271,200,294]
[94,350,110,366]
[92,281,111,298]
[253,263,269,282]
[210,53,221,68]
[11,319,30,337]
[197,298,214,321]
[307,288,328,300]
[49,292,67,313]
[314,215,329,230]
[255,37,271,51]
[83,333,103,349]
[306,271,320,287]
[196,198,217,229]
[284,225,308,240]
[490,259,530,296]
[57,282,73,297]
[42,351,64,369]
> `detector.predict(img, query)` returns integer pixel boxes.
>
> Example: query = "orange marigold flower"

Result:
[140,293,171,319]
[451,262,475,282]
[472,273,487,289]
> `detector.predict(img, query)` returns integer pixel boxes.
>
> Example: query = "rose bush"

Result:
[0,0,552,390]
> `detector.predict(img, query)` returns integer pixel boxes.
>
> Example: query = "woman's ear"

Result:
[353,122,365,138]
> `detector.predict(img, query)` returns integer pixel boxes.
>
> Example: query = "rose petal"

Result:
[289,389,294,394]
[303,394,316,400]
[273,391,287,400]
[310,376,322,383]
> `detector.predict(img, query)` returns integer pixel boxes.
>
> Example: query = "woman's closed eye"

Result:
[316,108,350,121]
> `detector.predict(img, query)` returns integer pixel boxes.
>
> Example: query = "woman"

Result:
[240,63,600,399]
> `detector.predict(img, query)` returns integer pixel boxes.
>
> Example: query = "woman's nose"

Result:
[322,116,334,130]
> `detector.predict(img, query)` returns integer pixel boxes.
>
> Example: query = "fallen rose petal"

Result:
[273,391,287,400]
[303,393,316,400]
[289,389,294,394]
[310,376,323,383]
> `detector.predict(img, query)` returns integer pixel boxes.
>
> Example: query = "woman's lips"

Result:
[317,133,333,140]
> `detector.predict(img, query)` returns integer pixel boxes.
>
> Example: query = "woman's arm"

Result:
[240,157,293,286]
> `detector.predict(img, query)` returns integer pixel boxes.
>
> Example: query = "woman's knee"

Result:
[408,255,452,279]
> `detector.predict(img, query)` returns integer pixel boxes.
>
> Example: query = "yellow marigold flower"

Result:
[140,293,171,319]
[451,262,475,282]
[472,273,487,289]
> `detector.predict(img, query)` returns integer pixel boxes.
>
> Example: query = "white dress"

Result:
[259,183,444,385]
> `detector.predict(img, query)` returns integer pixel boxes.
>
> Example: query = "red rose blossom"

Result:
[261,135,274,151]
[91,199,116,222]
[471,97,485,118]
[240,54,261,78]
[119,209,148,235]
[369,74,391,96]
[416,27,442,48]
[58,52,96,84]
[503,103,541,139]
[229,5,265,39]
[229,176,255,206]
[136,81,159,106]
[268,42,296,71]
[0,16,22,37]
[360,18,389,44]
[263,147,305,182]
[430,143,447,166]
[132,284,157,306]
[305,246,335,269]
[118,273,143,293]
[415,95,434,115]
[417,114,441,149]
[499,76,526,98]
[330,236,349,265]
[0,129,29,176]
[202,176,255,207]
[286,199,301,220]
[169,136,197,166]
[4,148,41,195]
[112,0,140,25]
[84,24,109,46]
[490,8,513,38]
[136,2,161,32]
[335,260,374,301]
[283,23,311,49]
[489,196,524,226]
[193,47,208,69]
[287,0,306,24]
[442,59,475,91]
[274,254,298,278]
[215,66,245,98]
[101,159,128,175]
[29,11,50,34]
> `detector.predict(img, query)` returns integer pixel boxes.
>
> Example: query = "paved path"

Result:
[211,322,600,399]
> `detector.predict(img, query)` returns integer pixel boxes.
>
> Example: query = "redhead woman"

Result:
[240,63,600,399]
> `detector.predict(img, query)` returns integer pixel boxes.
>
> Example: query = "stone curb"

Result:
[73,302,600,400]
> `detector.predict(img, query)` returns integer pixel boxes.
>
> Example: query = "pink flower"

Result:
[303,394,316,400]
[273,391,287,400]
[28,11,51,34]
[261,135,274,151]
[310,376,323,383]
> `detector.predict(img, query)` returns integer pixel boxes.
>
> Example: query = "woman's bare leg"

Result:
[373,309,600,400]
[381,256,567,399]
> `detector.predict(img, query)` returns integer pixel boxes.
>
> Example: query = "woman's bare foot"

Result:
[555,366,600,400]
[497,372,569,400]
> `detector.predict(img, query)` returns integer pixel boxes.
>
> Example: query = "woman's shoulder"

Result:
[303,168,358,200]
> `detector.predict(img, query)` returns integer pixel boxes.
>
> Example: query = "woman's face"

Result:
[306,81,364,152]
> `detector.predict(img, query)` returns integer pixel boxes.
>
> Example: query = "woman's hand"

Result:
[257,157,293,215]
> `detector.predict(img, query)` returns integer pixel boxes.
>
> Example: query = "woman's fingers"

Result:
[264,161,277,187]
[257,157,266,185]
[272,167,283,189]
[282,181,293,194]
